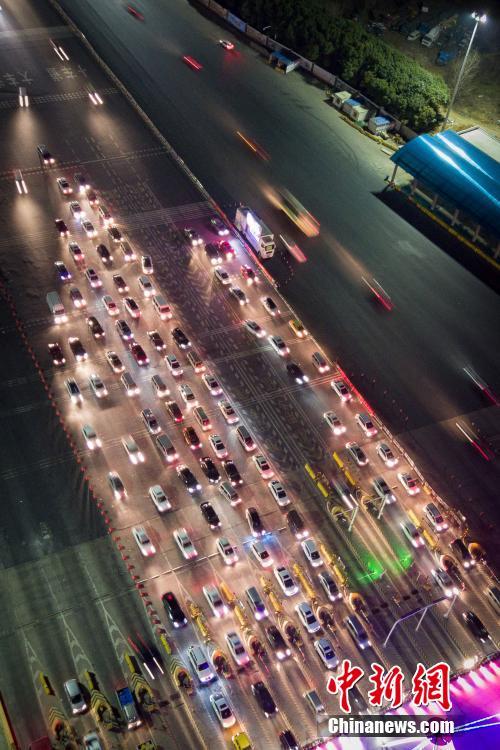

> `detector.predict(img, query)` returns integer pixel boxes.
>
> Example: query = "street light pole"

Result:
[441,11,487,131]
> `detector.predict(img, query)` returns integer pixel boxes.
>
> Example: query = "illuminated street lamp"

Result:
[441,12,487,130]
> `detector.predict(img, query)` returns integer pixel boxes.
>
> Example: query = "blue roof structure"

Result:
[391,130,500,238]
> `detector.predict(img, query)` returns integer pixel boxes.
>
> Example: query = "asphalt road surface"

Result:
[0,2,499,749]
[50,0,500,558]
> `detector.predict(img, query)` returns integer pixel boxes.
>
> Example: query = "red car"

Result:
[183,56,203,71]
[126,6,144,21]
[218,240,235,260]
[129,342,149,366]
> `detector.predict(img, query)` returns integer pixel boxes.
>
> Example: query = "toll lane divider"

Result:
[0,692,19,750]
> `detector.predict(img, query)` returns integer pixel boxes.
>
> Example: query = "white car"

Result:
[203,584,228,618]
[346,441,369,466]
[244,319,266,338]
[301,538,323,567]
[331,378,352,401]
[398,472,420,495]
[268,335,289,356]
[69,200,84,220]
[209,434,228,459]
[296,602,321,633]
[138,274,155,297]
[179,384,198,407]
[225,631,249,666]
[82,219,97,238]
[174,528,197,560]
[82,424,101,450]
[89,373,108,399]
[274,566,299,596]
[85,267,102,288]
[108,471,126,500]
[166,354,183,377]
[83,732,102,750]
[57,177,72,195]
[149,484,171,512]
[214,267,230,285]
[141,254,153,274]
[268,479,290,507]
[216,536,238,565]
[202,373,223,396]
[64,678,87,715]
[142,408,161,434]
[355,412,378,437]
[229,286,248,305]
[376,442,398,467]
[432,568,459,598]
[323,411,346,435]
[218,399,239,424]
[250,540,273,568]
[122,435,145,464]
[261,296,279,316]
[133,526,156,557]
[209,692,236,729]
[103,294,119,316]
[314,638,339,669]
[253,454,274,479]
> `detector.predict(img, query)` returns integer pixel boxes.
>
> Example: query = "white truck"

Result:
[421,25,441,46]
[234,206,275,259]
[46,291,67,324]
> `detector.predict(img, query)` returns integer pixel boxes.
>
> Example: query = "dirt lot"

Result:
[328,0,500,136]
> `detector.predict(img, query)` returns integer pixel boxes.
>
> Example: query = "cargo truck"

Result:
[46,291,67,324]
[234,206,275,259]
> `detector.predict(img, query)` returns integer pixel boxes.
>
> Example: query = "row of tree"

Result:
[226,0,449,131]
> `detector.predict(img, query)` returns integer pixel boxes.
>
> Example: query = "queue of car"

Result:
[46,162,496,745]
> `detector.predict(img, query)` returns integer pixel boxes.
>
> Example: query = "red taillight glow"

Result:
[183,56,203,71]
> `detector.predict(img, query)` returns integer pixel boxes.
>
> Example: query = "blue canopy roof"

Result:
[391,130,500,238]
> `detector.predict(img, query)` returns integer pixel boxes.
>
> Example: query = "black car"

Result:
[349,686,370,715]
[184,227,202,246]
[107,225,122,242]
[162,591,187,628]
[263,296,278,314]
[200,502,221,529]
[147,330,166,351]
[205,243,222,264]
[116,319,133,340]
[222,459,242,486]
[171,327,191,349]
[462,610,490,642]
[286,362,309,385]
[279,729,299,750]
[265,626,290,660]
[209,216,229,236]
[129,635,164,679]
[37,144,54,164]
[55,261,72,281]
[450,538,474,569]
[68,337,87,361]
[251,680,277,717]
[112,274,128,293]
[86,315,105,339]
[199,457,220,484]
[183,426,201,449]
[176,465,201,493]
[96,243,112,264]
[54,218,69,237]
[48,342,65,366]
[286,508,306,539]
[74,172,90,192]
[166,400,183,424]
[247,507,264,536]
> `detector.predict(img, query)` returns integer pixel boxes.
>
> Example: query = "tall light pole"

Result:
[441,11,487,131]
